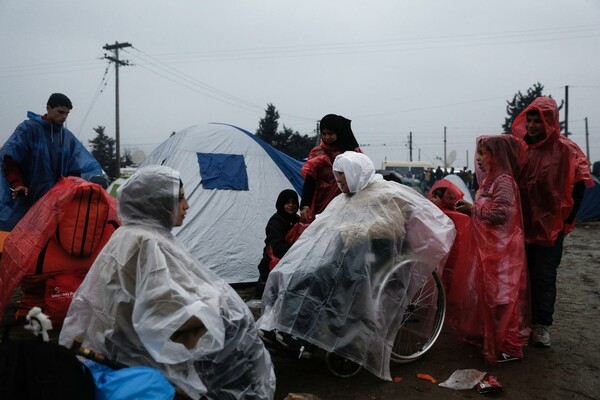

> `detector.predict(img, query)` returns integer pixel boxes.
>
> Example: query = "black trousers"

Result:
[525,232,565,326]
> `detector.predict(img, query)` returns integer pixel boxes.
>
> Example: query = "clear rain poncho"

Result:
[59,166,275,400]
[259,152,455,380]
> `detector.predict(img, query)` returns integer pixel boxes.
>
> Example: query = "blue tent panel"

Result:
[197,153,249,190]
[210,123,304,195]
[577,176,600,222]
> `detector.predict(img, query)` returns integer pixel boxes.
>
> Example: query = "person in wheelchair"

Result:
[59,166,275,400]
[258,152,455,381]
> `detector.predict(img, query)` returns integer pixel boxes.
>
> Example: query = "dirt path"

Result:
[263,222,600,400]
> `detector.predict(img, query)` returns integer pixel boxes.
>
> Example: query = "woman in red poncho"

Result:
[456,135,530,364]
[299,114,361,222]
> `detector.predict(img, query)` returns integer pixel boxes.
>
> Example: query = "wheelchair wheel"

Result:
[325,352,362,378]
[390,270,445,363]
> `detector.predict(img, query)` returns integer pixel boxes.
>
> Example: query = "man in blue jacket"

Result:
[0,93,102,231]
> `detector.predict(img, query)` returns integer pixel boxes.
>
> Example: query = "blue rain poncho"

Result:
[0,112,102,230]
[258,152,455,380]
[59,166,275,400]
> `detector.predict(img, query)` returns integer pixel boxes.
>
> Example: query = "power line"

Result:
[76,64,113,139]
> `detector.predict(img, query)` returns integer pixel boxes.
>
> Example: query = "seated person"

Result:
[256,189,303,297]
[59,166,275,400]
[258,152,455,381]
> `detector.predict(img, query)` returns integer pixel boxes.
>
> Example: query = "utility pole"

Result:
[409,131,413,161]
[466,150,469,169]
[103,41,132,178]
[564,85,570,137]
[443,126,447,168]
[585,117,589,160]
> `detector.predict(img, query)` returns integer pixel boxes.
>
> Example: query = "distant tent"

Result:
[577,175,600,222]
[444,174,474,204]
[141,123,303,283]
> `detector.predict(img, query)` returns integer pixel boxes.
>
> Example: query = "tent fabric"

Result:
[577,176,600,222]
[141,123,304,283]
[443,174,474,204]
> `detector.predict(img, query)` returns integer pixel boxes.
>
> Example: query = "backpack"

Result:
[0,338,96,400]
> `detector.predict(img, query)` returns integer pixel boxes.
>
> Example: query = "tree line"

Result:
[89,82,556,180]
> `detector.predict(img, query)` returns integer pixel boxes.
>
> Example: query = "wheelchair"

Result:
[325,270,445,378]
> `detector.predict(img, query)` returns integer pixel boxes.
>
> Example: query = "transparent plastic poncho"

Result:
[259,152,455,380]
[59,166,275,400]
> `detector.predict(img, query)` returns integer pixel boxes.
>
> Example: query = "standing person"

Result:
[0,93,102,231]
[511,96,593,347]
[256,189,301,297]
[299,114,361,222]
[427,179,475,331]
[59,166,275,400]
[456,135,529,364]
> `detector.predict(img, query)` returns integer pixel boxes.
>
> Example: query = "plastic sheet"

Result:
[60,166,275,400]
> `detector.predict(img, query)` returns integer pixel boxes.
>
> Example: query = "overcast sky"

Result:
[1,0,599,170]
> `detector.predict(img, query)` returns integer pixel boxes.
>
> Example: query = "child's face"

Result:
[283,198,299,215]
[431,188,446,207]
[476,145,492,172]
[525,111,546,142]
[321,129,338,145]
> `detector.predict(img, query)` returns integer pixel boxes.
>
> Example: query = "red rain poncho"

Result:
[427,179,475,330]
[455,135,530,364]
[511,96,593,245]
[301,114,361,216]
[0,177,118,324]
[301,142,343,215]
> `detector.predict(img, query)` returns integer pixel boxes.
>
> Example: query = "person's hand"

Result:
[171,316,207,349]
[455,200,472,216]
[300,207,314,223]
[11,186,28,200]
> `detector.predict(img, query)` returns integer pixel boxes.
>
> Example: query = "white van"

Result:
[380,161,433,179]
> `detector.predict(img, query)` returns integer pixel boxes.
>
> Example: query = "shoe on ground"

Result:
[497,352,521,363]
[531,325,551,347]
[258,329,279,347]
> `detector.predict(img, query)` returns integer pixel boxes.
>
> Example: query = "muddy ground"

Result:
[240,221,600,400]
[3,222,598,399]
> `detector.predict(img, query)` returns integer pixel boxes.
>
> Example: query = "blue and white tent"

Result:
[577,175,600,223]
[142,123,303,283]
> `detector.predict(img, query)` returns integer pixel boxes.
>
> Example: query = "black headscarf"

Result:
[275,189,299,222]
[319,114,359,152]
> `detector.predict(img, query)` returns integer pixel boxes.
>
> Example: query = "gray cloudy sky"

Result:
[1,0,599,170]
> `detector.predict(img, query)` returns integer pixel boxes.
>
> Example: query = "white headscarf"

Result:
[332,151,376,193]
